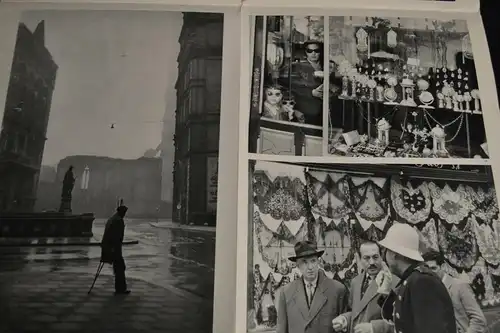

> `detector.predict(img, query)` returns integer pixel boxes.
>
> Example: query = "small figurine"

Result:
[377,118,391,146]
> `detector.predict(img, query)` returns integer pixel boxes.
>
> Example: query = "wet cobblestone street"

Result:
[0,219,216,332]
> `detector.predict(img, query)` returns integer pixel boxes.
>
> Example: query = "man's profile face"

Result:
[385,249,398,275]
[305,44,321,63]
[296,255,320,282]
[359,242,382,276]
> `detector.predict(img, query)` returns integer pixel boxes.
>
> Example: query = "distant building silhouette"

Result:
[0,21,58,212]
[36,155,164,218]
[172,13,223,226]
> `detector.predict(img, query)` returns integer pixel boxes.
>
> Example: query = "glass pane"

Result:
[248,16,325,157]
[327,16,486,160]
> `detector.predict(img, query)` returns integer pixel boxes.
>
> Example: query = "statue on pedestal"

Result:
[59,165,75,213]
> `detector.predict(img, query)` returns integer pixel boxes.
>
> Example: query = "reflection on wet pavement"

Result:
[0,219,216,299]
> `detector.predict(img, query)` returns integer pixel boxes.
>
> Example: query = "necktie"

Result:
[361,276,372,299]
[307,283,314,306]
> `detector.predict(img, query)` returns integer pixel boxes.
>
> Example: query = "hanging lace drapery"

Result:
[254,211,303,276]
[306,171,352,226]
[415,218,439,253]
[255,173,308,222]
[256,273,278,326]
[315,219,355,276]
[350,177,390,232]
[391,178,432,225]
[473,217,500,266]
[467,186,499,223]
[438,217,479,270]
[429,183,474,225]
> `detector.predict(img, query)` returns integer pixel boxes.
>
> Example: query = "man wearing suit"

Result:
[424,251,486,333]
[332,240,397,333]
[277,240,349,333]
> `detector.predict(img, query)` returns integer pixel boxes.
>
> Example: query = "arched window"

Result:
[81,166,90,190]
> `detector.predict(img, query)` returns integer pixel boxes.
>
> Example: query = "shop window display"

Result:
[249,16,326,156]
[327,16,487,159]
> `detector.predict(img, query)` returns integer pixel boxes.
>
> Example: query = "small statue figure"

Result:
[59,165,76,213]
[377,118,391,146]
[431,125,447,156]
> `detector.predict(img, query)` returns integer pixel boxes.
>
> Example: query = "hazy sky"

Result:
[20,10,182,166]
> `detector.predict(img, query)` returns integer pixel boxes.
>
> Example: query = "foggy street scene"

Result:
[0,9,223,333]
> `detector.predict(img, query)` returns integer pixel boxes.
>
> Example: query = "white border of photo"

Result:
[242,0,478,14]
[0,4,240,333]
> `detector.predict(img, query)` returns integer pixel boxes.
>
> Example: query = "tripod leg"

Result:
[88,262,105,294]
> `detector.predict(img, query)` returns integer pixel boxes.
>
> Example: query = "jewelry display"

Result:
[384,76,399,105]
[325,17,484,160]
[471,89,481,113]
[417,78,434,109]
[437,92,445,109]
[452,94,460,112]
[441,84,455,110]
[463,92,472,112]
[400,69,417,107]
[341,75,349,97]
[377,118,391,146]
[376,85,384,102]
[431,125,447,156]
[350,68,358,99]
[356,27,369,52]
[387,28,397,48]
[457,94,464,112]
[367,79,377,102]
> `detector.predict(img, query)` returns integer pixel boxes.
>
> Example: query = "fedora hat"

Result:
[289,240,324,262]
[378,223,424,262]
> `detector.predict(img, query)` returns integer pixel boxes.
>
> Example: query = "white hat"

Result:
[378,223,424,262]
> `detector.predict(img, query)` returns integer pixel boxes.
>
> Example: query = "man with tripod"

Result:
[101,204,130,295]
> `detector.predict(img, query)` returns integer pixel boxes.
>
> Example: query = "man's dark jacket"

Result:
[378,264,457,333]
[100,213,125,263]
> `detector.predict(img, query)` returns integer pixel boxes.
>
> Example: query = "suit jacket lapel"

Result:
[351,274,364,317]
[442,275,453,293]
[306,272,328,326]
[292,280,309,321]
[353,277,378,320]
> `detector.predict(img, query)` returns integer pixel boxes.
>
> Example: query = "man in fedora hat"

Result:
[276,240,349,333]
[101,205,130,295]
[375,223,456,333]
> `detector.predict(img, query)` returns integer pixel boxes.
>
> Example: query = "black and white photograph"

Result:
[0,10,224,332]
[246,160,500,332]
[327,16,488,159]
[248,16,325,157]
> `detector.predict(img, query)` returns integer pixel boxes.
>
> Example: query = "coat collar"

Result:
[352,272,378,320]
[441,274,453,291]
[292,270,329,325]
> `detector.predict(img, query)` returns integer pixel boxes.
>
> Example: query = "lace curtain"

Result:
[251,166,500,328]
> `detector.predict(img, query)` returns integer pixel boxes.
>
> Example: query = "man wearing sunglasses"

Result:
[280,40,325,127]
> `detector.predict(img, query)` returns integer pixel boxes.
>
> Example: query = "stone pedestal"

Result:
[59,195,72,213]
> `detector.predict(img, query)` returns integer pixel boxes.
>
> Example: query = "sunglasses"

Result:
[266,91,282,97]
[283,100,296,106]
[306,48,321,54]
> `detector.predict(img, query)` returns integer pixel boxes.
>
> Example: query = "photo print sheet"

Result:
[238,3,500,333]
[0,6,240,333]
[248,14,490,160]
[246,160,500,332]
